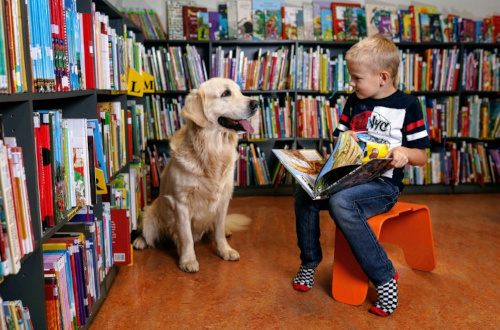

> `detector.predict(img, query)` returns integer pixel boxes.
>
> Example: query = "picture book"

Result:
[302,3,315,40]
[197,11,209,40]
[236,0,253,40]
[428,13,443,42]
[265,9,282,40]
[226,0,239,39]
[312,1,331,40]
[331,2,361,41]
[218,4,229,40]
[296,7,305,40]
[483,17,493,43]
[398,9,413,42]
[419,13,431,42]
[252,0,268,40]
[182,6,207,40]
[345,7,366,41]
[272,132,393,200]
[282,5,302,40]
[320,9,333,41]
[365,4,397,37]
[409,5,437,42]
[208,11,220,40]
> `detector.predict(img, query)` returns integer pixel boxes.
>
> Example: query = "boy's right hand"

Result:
[343,130,359,142]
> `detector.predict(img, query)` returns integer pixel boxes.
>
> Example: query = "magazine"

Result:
[272,132,393,200]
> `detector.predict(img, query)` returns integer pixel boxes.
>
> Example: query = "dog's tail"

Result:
[225,213,252,232]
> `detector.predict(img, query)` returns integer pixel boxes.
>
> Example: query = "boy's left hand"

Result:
[386,147,409,168]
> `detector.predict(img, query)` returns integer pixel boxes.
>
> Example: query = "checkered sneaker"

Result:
[293,266,315,288]
[374,278,398,315]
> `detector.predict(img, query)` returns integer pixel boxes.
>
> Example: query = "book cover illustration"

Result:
[345,6,366,41]
[365,4,397,37]
[197,11,209,40]
[428,13,443,42]
[208,11,220,40]
[265,9,282,40]
[252,0,282,40]
[272,132,392,200]
[331,2,361,41]
[218,4,228,40]
[320,9,333,41]
[226,0,238,39]
[282,5,301,40]
[312,1,331,40]
[236,0,253,40]
[398,9,413,42]
[419,13,431,42]
[302,3,315,40]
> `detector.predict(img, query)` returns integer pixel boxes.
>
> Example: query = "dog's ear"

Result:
[182,88,209,127]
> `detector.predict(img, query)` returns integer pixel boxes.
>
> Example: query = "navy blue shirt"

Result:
[333,90,431,191]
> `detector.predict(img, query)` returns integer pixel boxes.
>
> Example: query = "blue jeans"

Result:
[294,178,400,286]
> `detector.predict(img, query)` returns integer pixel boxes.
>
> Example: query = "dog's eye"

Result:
[221,90,231,97]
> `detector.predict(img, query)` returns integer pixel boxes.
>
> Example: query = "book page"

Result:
[272,149,324,198]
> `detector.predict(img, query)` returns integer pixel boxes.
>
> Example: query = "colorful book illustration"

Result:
[302,3,315,40]
[226,0,238,39]
[410,5,437,42]
[312,1,331,40]
[273,132,392,200]
[365,4,397,37]
[331,2,361,41]
[252,0,281,40]
[265,9,282,40]
[208,11,220,40]
[398,9,413,42]
[197,11,209,40]
[320,9,333,41]
[182,6,207,40]
[218,4,228,40]
[282,5,301,40]
[345,6,366,41]
[236,0,253,40]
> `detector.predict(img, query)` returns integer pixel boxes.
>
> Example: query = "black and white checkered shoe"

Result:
[369,272,399,316]
[293,265,315,292]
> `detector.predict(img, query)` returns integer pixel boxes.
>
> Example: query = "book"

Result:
[236,0,253,40]
[218,4,228,40]
[167,0,196,40]
[197,11,209,40]
[320,9,333,41]
[312,1,331,40]
[110,209,132,265]
[365,4,397,37]
[252,0,281,40]
[272,132,392,200]
[302,3,315,40]
[331,2,361,41]
[182,6,207,40]
[265,9,282,40]
[281,5,301,40]
[208,11,220,40]
[409,5,437,42]
[226,0,238,39]
[398,9,413,42]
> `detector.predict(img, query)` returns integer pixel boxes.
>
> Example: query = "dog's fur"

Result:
[132,78,258,273]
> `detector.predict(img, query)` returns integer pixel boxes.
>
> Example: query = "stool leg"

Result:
[332,229,370,306]
[379,208,436,271]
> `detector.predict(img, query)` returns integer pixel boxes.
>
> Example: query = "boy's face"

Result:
[346,61,389,99]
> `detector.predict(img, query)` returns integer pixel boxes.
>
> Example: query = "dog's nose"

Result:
[249,100,260,111]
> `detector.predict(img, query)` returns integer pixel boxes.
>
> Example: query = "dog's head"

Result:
[181,78,259,133]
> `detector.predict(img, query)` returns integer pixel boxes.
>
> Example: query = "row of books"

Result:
[0,134,35,279]
[120,9,166,40]
[0,0,28,93]
[164,1,500,44]
[211,46,293,91]
[462,48,500,92]
[404,142,500,186]
[43,205,117,329]
[1,296,33,329]
[296,94,345,139]
[235,143,272,186]
[145,45,207,92]
[419,95,500,142]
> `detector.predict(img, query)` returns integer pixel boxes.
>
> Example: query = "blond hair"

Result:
[345,34,400,81]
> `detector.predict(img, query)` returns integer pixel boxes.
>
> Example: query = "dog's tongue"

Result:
[240,119,254,134]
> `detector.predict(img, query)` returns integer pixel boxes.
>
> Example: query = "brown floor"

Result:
[89,194,500,329]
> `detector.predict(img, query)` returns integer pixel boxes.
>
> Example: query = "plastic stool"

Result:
[331,202,436,306]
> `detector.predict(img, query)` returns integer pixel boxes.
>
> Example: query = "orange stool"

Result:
[331,202,436,306]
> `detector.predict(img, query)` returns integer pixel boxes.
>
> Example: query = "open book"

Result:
[272,132,393,200]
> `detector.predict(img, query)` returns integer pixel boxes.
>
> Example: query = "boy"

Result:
[292,34,430,316]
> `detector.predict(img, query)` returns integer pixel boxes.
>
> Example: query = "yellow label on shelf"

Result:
[143,72,155,93]
[127,68,144,97]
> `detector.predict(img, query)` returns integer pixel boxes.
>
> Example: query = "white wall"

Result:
[108,0,500,38]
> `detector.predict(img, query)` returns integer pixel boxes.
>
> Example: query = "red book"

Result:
[331,2,361,41]
[82,13,95,89]
[183,6,207,40]
[492,15,500,43]
[110,209,132,265]
[126,110,133,161]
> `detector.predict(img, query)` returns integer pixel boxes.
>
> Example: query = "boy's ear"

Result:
[380,71,391,86]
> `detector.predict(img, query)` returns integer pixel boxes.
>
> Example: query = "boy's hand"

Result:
[386,147,409,168]
[343,130,359,142]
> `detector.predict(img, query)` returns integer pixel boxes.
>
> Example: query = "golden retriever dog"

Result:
[133,78,259,273]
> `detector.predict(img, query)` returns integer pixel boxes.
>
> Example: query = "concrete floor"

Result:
[89,193,500,329]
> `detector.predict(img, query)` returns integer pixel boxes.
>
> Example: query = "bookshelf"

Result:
[142,38,500,197]
[0,0,144,328]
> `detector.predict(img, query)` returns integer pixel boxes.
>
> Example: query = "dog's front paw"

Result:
[132,236,148,250]
[179,259,199,273]
[219,248,240,261]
